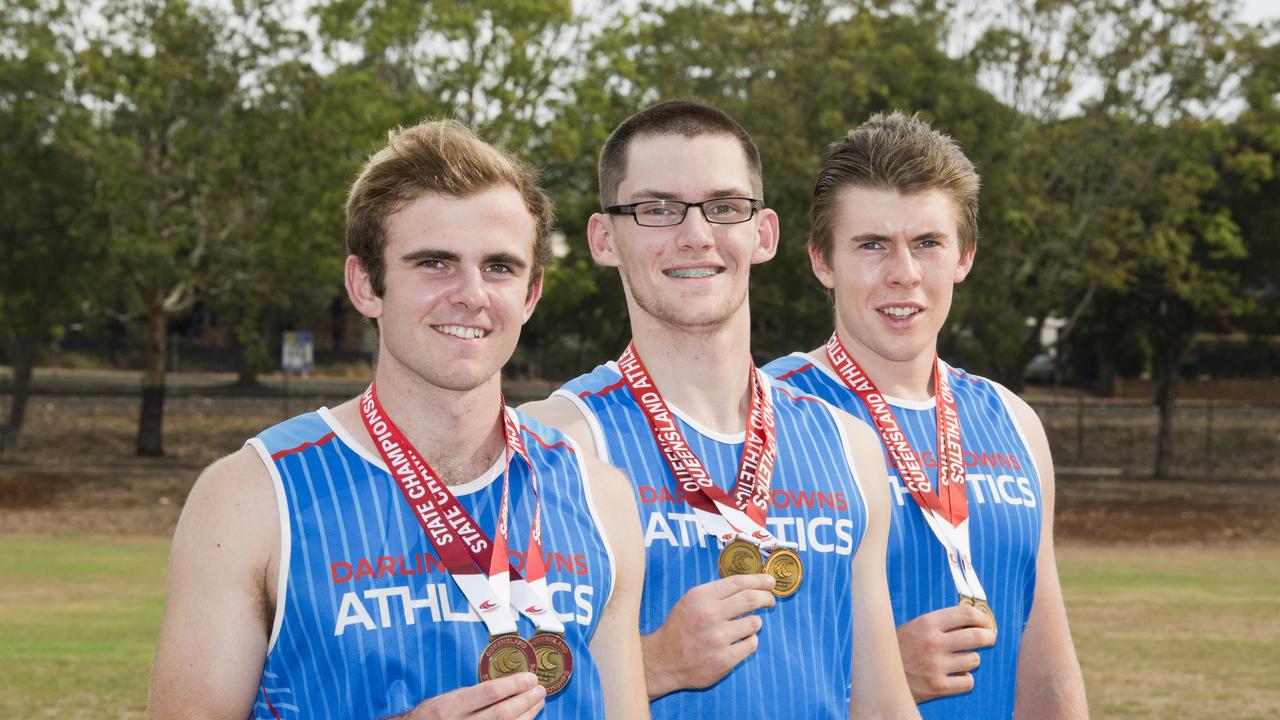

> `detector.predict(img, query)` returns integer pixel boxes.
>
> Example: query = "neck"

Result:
[340,361,507,485]
[627,310,754,435]
[823,325,937,402]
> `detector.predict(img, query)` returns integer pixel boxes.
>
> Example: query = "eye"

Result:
[637,201,678,217]
[915,238,941,249]
[418,258,447,270]
[705,201,737,216]
[857,240,884,250]
[485,263,515,275]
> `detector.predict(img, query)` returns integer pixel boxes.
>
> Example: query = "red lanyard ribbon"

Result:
[616,342,782,547]
[359,384,563,634]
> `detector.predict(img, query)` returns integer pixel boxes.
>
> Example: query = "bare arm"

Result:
[1002,389,1089,720]
[149,447,280,718]
[582,455,651,718]
[842,416,921,719]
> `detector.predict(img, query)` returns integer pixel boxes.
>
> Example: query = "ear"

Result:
[345,255,383,319]
[750,207,781,264]
[808,242,836,290]
[586,213,621,267]
[955,243,976,283]
[522,271,544,324]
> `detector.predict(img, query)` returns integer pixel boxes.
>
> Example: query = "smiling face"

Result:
[812,187,974,378]
[346,185,541,393]
[588,133,779,333]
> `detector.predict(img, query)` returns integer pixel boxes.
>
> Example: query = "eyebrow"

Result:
[849,231,948,244]
[625,187,753,202]
[400,248,530,270]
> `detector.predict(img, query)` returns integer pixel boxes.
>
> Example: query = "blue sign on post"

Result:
[282,331,314,374]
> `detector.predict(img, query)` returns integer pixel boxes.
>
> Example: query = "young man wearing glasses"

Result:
[522,100,918,718]
[763,112,1087,718]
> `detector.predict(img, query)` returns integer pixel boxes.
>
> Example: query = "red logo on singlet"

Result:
[479,600,499,613]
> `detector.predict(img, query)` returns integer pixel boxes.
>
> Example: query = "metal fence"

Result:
[1030,398,1280,481]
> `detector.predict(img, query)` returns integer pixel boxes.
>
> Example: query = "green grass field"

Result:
[1,537,1277,718]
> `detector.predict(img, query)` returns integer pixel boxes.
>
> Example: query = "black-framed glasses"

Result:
[605,197,761,227]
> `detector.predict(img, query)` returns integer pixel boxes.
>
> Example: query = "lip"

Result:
[662,265,724,279]
[874,303,925,324]
[432,324,491,340]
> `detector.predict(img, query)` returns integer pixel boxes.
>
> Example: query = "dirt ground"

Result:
[1,394,1278,543]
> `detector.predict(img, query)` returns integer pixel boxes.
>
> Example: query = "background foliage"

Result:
[1,0,1277,472]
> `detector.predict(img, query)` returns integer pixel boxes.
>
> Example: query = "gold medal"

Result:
[959,596,997,635]
[763,547,803,597]
[718,538,763,577]
[529,631,574,695]
[477,634,536,683]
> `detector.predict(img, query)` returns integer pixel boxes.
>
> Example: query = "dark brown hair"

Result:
[598,99,763,208]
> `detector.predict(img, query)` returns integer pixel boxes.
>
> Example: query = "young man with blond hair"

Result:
[524,100,918,719]
[764,111,1088,719]
[149,119,648,719]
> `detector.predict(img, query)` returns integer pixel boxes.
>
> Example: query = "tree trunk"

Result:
[136,304,167,456]
[0,337,34,460]
[1151,300,1191,479]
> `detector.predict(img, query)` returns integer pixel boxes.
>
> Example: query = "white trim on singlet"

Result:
[247,437,291,656]
[796,350,939,410]
[317,406,503,496]
[823,401,871,553]
[993,382,1045,494]
[554,388,612,465]
[567,434,618,616]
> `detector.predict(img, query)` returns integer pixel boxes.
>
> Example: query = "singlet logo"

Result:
[332,581,597,636]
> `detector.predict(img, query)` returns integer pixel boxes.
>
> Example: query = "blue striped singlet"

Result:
[558,363,871,720]
[763,352,1043,720]
[246,407,613,720]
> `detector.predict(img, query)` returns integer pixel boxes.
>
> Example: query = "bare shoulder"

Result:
[579,452,634,506]
[173,445,280,584]
[520,394,598,456]
[831,404,883,454]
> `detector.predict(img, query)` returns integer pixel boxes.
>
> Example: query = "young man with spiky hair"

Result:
[763,111,1088,719]
[150,120,648,720]
[523,100,918,719]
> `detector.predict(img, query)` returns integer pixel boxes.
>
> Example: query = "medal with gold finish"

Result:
[529,631,574,695]
[478,634,537,683]
[718,538,764,577]
[958,595,997,635]
[763,547,803,597]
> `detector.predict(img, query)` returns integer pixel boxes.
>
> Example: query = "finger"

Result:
[721,613,764,644]
[708,572,776,598]
[938,670,976,697]
[473,684,545,720]
[454,673,540,714]
[723,629,761,667]
[721,588,777,618]
[943,625,996,650]
[923,605,988,632]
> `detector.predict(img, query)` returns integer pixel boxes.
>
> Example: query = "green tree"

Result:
[0,0,101,457]
[78,0,296,455]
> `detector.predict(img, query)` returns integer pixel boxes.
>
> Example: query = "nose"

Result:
[675,207,716,251]
[885,245,922,287]
[448,267,488,310]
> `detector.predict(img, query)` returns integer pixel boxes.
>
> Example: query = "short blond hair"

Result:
[346,119,553,295]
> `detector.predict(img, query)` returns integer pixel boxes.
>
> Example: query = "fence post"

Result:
[1205,396,1213,469]
[1076,394,1085,461]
